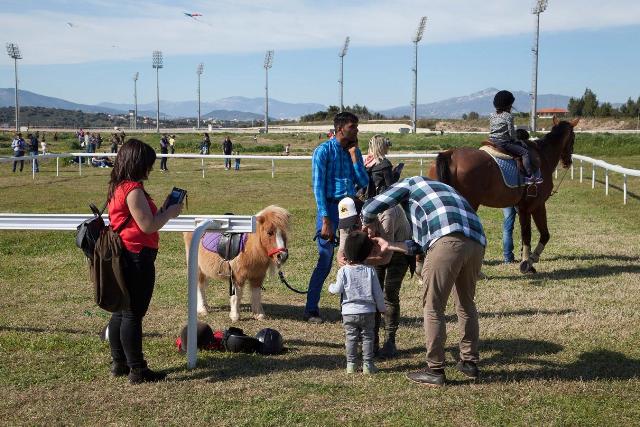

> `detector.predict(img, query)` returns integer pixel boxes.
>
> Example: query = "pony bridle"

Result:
[267,229,288,265]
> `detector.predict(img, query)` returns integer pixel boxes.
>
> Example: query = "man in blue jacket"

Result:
[304,112,369,324]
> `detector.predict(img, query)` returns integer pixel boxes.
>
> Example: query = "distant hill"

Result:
[0,88,122,114]
[98,97,326,120]
[379,88,572,119]
[202,109,267,121]
[0,106,128,128]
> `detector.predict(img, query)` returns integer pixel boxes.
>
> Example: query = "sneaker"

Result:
[534,176,544,184]
[524,176,536,185]
[456,360,479,379]
[128,367,167,384]
[363,362,379,374]
[110,361,130,377]
[303,311,323,324]
[346,362,356,374]
[406,368,445,386]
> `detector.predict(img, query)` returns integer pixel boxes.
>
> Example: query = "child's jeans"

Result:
[343,313,376,363]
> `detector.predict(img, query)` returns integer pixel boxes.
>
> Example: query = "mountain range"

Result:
[378,88,572,119]
[1,87,577,121]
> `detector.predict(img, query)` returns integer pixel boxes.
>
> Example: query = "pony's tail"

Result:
[436,151,453,184]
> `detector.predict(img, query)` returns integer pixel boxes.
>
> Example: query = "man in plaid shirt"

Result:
[304,112,369,324]
[362,176,486,386]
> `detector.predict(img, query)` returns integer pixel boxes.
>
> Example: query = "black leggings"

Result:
[493,140,533,176]
[108,247,157,369]
[160,148,168,170]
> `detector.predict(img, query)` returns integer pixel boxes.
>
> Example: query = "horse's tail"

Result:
[435,150,453,184]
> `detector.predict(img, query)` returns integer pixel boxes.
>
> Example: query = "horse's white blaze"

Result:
[276,229,285,249]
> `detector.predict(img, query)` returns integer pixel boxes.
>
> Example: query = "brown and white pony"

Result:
[183,205,291,321]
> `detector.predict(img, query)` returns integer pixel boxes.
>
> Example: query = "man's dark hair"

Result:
[334,112,359,132]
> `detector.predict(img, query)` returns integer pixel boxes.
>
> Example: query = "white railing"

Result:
[570,154,640,205]
[2,151,638,204]
[0,213,256,369]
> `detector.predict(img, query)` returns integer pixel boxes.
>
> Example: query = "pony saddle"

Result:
[201,231,247,260]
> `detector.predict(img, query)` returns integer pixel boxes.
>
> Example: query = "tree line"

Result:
[300,105,385,122]
[568,88,639,118]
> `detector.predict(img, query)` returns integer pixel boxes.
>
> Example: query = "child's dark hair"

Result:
[344,230,374,263]
[108,139,156,199]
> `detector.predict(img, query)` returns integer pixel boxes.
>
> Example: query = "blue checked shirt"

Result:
[361,176,486,251]
[312,138,369,217]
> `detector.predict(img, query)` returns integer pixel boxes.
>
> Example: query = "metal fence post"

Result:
[79,156,82,176]
[271,159,275,178]
[579,160,583,183]
[201,158,205,179]
[56,157,59,177]
[570,163,574,180]
[623,174,627,205]
[591,164,595,189]
[420,158,423,176]
[32,158,36,180]
[555,168,558,179]
[605,169,609,196]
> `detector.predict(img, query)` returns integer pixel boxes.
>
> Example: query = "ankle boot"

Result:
[378,337,397,359]
[128,367,167,384]
[110,361,130,377]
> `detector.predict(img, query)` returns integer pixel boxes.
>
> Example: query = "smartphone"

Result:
[167,187,187,207]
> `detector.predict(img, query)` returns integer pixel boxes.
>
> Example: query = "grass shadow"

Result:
[494,264,640,281]
[0,324,164,338]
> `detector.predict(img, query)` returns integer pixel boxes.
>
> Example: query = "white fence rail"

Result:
[0,213,256,369]
[2,152,638,204]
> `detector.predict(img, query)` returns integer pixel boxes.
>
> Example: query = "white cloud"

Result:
[2,0,640,65]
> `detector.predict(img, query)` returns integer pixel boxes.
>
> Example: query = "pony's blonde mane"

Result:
[256,205,291,231]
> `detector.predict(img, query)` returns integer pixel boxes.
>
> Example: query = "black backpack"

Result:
[76,202,131,312]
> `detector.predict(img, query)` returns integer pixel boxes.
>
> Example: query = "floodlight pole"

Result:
[411,17,426,134]
[338,37,350,113]
[133,72,139,130]
[264,50,274,133]
[152,51,163,133]
[197,63,204,129]
[6,43,22,132]
[530,0,548,133]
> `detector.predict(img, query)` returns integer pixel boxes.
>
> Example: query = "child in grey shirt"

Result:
[489,90,542,184]
[330,230,386,374]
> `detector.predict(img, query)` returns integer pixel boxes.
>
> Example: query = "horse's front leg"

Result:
[518,211,536,274]
[250,282,266,320]
[229,284,243,322]
[529,204,550,264]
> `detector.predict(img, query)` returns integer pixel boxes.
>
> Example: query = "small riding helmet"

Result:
[255,328,284,355]
[178,321,214,352]
[493,90,515,110]
[223,327,260,353]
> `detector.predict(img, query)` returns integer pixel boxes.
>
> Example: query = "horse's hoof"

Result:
[519,261,531,274]
[253,313,266,321]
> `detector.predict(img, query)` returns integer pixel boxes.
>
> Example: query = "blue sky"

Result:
[1,0,639,109]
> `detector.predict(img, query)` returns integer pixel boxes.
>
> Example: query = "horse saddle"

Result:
[202,231,247,261]
[479,142,542,189]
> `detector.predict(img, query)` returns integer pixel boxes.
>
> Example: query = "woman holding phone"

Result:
[106,139,183,384]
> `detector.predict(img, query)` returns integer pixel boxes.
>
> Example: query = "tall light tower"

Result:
[263,50,274,133]
[132,72,139,130]
[152,50,163,133]
[338,36,350,113]
[196,63,204,129]
[6,43,22,132]
[411,17,427,134]
[530,0,548,132]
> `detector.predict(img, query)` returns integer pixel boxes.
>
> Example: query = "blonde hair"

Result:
[368,134,389,162]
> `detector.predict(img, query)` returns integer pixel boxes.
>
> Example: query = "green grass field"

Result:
[1,134,639,426]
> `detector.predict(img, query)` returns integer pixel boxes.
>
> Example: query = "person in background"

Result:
[329,230,386,375]
[169,134,176,154]
[12,133,26,173]
[201,133,211,155]
[28,133,40,173]
[40,132,47,154]
[222,136,233,170]
[110,133,119,153]
[106,139,183,384]
[159,134,169,171]
[96,133,103,150]
[285,143,291,156]
[53,132,58,142]
[304,112,369,324]
[234,150,241,171]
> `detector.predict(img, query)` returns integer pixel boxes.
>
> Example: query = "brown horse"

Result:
[427,117,579,273]
[183,205,291,321]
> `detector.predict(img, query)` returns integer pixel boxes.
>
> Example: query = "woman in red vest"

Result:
[107,139,183,384]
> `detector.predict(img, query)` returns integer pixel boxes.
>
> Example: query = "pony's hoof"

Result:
[253,313,266,321]
[229,312,240,322]
[197,307,208,316]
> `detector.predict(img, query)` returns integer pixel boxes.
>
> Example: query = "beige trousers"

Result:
[421,233,485,370]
